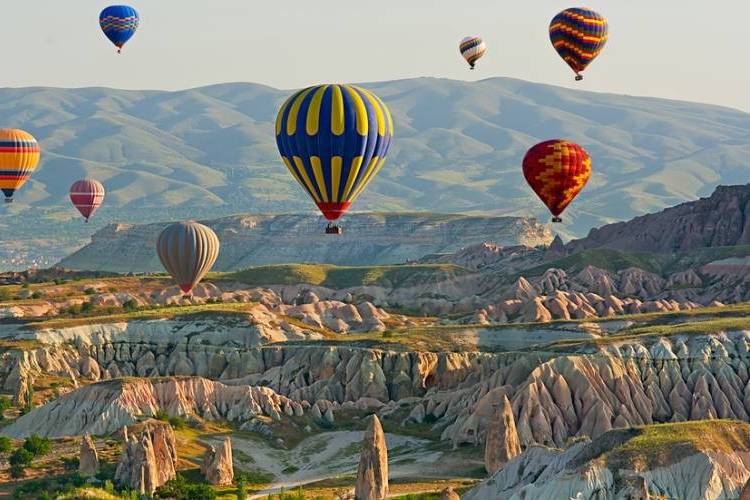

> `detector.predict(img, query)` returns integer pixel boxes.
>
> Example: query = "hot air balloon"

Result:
[522,140,591,223]
[0,129,40,203]
[70,179,105,222]
[459,36,486,70]
[99,5,139,53]
[549,8,608,81]
[275,84,394,234]
[156,221,219,296]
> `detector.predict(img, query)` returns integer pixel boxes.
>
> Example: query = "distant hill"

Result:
[59,213,551,272]
[1,77,749,269]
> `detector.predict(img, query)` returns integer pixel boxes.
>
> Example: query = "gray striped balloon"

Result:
[156,221,219,295]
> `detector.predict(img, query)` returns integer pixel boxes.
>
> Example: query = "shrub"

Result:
[0,288,13,301]
[236,475,247,500]
[80,301,95,313]
[23,434,52,456]
[122,299,138,312]
[11,478,49,496]
[103,480,115,494]
[168,415,186,430]
[31,291,43,299]
[154,474,216,500]
[9,463,25,479]
[0,436,12,453]
[9,447,34,466]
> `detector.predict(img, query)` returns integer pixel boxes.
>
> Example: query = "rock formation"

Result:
[355,415,388,500]
[61,213,552,273]
[114,420,177,495]
[741,477,750,500]
[440,487,461,500]
[465,421,750,499]
[78,434,99,477]
[566,184,750,253]
[201,437,234,486]
[484,395,520,475]
[3,377,303,438]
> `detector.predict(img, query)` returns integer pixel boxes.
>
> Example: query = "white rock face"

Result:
[2,376,303,438]
[465,434,750,500]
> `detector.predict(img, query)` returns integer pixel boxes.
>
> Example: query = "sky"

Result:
[4,1,749,112]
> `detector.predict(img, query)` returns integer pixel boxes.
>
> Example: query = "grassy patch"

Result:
[583,420,750,473]
[214,263,471,289]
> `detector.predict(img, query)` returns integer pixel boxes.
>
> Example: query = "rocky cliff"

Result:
[464,421,750,499]
[59,213,552,273]
[2,377,303,438]
[567,184,750,253]
[11,320,750,455]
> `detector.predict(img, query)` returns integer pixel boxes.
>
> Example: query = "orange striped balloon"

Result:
[0,129,40,203]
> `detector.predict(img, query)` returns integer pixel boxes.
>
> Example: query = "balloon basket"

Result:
[325,223,342,235]
[552,217,562,223]
[575,75,583,81]
[4,199,12,204]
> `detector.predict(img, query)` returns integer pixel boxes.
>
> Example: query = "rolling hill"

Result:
[1,77,749,269]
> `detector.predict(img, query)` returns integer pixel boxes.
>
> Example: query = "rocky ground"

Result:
[4,189,750,497]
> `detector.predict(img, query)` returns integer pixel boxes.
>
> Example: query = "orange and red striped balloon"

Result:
[522,140,591,222]
[70,179,105,222]
[0,129,40,203]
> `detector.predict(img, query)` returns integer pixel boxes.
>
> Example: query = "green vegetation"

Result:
[155,409,188,430]
[215,263,470,289]
[0,435,12,453]
[7,434,52,478]
[154,474,216,499]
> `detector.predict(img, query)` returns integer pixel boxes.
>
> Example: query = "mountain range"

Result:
[1,77,749,269]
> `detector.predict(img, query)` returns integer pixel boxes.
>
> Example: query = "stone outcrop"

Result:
[201,437,234,486]
[114,420,177,495]
[440,487,461,500]
[566,185,750,254]
[78,434,99,477]
[355,415,388,500]
[2,377,303,438]
[61,214,552,273]
[484,395,520,475]
[465,422,750,500]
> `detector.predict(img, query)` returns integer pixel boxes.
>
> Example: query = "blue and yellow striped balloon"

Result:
[275,84,394,221]
[0,129,41,203]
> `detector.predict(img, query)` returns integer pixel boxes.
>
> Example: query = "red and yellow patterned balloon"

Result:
[522,140,591,222]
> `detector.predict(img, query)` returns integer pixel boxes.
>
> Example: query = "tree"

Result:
[23,434,51,456]
[236,474,247,500]
[0,436,12,453]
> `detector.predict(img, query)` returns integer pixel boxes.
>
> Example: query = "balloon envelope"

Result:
[549,8,608,79]
[275,84,393,221]
[522,140,591,219]
[70,179,105,221]
[156,221,220,294]
[100,5,139,52]
[0,129,40,203]
[459,36,486,69]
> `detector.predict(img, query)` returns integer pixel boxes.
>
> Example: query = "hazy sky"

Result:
[6,1,749,111]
